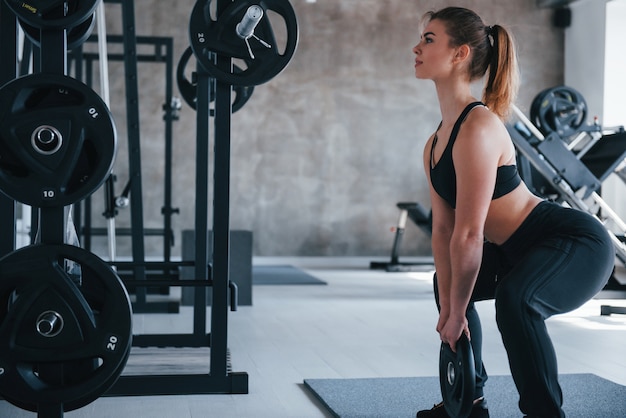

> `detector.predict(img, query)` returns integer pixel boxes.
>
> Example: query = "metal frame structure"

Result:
[0,4,82,417]
[0,0,248,403]
[73,33,181,314]
[509,105,626,316]
[97,0,249,396]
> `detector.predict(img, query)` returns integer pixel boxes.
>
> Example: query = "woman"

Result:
[412,7,614,418]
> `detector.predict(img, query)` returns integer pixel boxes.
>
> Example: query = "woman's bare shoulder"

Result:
[458,106,509,146]
[453,106,510,165]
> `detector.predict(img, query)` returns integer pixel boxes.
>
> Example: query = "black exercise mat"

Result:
[252,265,327,285]
[304,374,626,418]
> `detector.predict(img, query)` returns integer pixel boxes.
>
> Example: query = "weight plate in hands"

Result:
[0,244,132,412]
[189,0,298,86]
[439,333,476,418]
[0,73,117,207]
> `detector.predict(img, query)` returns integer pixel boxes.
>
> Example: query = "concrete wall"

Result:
[86,0,563,258]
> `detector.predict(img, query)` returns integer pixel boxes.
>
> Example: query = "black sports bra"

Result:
[429,101,522,209]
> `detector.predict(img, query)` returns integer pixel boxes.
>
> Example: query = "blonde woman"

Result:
[413,7,613,418]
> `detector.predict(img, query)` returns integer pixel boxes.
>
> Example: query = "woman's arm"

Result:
[423,135,455,330]
[442,109,505,348]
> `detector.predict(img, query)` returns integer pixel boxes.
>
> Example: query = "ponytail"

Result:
[482,25,519,120]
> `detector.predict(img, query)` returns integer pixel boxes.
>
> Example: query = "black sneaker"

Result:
[416,402,448,418]
[416,399,490,418]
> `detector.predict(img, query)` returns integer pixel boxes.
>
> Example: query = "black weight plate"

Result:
[19,13,96,50]
[0,73,117,207]
[529,88,550,134]
[177,46,202,108]
[530,86,588,138]
[177,46,255,113]
[3,0,99,30]
[439,333,475,418]
[189,0,299,86]
[0,244,132,412]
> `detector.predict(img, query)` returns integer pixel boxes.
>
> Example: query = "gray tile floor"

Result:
[2,257,626,418]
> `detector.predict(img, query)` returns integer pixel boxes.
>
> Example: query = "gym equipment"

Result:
[601,305,626,315]
[19,14,96,50]
[0,1,130,416]
[510,106,626,260]
[94,0,117,264]
[75,0,250,398]
[509,97,626,316]
[177,46,255,113]
[0,243,132,412]
[189,0,299,86]
[3,0,99,30]
[531,131,601,199]
[530,86,588,138]
[0,0,19,259]
[73,33,186,313]
[439,334,475,418]
[0,72,117,207]
[181,229,253,307]
[370,202,434,272]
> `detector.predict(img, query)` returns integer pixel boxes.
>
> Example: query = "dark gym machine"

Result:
[508,86,626,316]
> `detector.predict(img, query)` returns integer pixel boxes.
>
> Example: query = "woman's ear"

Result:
[453,44,471,64]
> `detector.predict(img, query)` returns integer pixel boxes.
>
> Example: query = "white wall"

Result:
[565,0,626,219]
[565,0,607,119]
[604,0,626,127]
[604,0,626,217]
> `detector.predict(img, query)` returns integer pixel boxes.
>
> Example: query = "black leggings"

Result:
[433,201,614,417]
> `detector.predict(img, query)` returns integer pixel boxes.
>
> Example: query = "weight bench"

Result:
[509,105,626,315]
[370,202,434,272]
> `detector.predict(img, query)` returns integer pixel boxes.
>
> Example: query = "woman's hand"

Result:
[436,305,450,334]
[438,313,470,352]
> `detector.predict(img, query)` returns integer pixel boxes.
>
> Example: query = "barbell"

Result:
[188,0,299,87]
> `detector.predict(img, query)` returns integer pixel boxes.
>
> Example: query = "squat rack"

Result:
[0,0,247,398]
[72,33,182,314]
[95,0,248,395]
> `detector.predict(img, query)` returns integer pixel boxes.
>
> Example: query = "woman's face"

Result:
[412,19,457,81]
